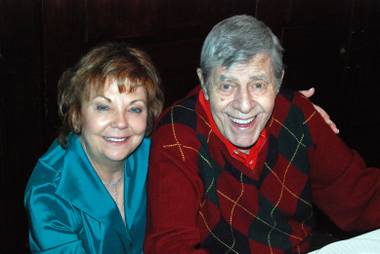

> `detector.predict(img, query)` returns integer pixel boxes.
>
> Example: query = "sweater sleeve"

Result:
[296,93,380,232]
[144,123,210,254]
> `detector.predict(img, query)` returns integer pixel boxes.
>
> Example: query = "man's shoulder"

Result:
[272,88,316,130]
[270,89,316,150]
[151,86,211,152]
[156,86,203,130]
[275,88,315,114]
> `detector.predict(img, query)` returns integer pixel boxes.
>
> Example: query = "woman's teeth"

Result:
[105,137,127,142]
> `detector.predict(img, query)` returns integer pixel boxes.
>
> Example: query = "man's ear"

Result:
[276,70,285,93]
[280,70,284,83]
[196,68,209,100]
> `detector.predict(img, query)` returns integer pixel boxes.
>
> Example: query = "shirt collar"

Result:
[198,89,267,170]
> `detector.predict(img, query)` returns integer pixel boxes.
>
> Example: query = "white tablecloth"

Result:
[308,229,380,254]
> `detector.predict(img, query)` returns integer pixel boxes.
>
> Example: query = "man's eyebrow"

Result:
[250,74,269,81]
[219,75,237,82]
[219,74,269,82]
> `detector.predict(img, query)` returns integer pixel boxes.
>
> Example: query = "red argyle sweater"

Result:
[145,86,380,254]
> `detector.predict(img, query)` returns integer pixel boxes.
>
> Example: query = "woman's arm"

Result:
[299,87,339,134]
[25,176,86,253]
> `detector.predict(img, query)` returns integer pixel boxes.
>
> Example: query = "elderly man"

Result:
[144,15,380,253]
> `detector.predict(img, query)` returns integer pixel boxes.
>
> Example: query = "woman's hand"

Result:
[299,87,339,134]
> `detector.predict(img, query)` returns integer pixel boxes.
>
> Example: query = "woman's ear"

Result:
[71,110,82,134]
[197,68,209,100]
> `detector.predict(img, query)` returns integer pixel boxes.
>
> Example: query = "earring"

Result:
[73,125,81,133]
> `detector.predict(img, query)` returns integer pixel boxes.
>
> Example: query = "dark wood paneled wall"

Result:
[1,1,45,252]
[257,0,380,165]
[0,0,379,252]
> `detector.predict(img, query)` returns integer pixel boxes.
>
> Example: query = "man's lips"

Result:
[229,116,256,128]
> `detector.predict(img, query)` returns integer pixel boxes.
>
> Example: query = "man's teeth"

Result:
[230,117,254,124]
[105,137,127,142]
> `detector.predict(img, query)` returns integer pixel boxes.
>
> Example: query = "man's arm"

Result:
[144,124,209,254]
[295,93,380,232]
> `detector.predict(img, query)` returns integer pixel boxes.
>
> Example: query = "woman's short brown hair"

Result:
[57,42,164,146]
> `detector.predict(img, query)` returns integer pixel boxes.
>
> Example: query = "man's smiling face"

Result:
[202,53,279,153]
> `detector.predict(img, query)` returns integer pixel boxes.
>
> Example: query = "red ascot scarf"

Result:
[198,89,267,170]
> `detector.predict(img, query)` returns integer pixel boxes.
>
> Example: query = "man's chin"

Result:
[226,133,258,150]
[233,142,255,153]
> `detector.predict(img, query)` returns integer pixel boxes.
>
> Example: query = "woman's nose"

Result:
[111,112,128,129]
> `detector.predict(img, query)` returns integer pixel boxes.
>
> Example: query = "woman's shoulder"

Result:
[36,140,65,171]
[25,138,71,196]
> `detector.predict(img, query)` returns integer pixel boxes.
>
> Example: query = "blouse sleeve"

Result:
[25,166,86,253]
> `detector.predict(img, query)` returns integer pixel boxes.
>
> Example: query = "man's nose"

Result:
[233,87,255,113]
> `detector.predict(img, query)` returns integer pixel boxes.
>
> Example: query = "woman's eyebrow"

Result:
[93,95,111,102]
[129,99,146,105]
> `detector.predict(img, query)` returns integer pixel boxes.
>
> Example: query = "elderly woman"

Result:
[24,43,164,253]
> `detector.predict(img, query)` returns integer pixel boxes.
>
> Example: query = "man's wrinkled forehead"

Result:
[219,73,271,83]
[213,54,274,79]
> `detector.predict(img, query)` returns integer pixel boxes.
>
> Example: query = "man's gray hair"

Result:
[199,15,284,89]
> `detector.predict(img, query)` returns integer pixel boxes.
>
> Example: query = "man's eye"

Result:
[96,104,110,111]
[254,83,264,89]
[221,83,232,91]
[130,107,142,113]
[252,82,268,91]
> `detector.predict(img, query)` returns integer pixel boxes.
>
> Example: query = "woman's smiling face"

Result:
[79,79,148,168]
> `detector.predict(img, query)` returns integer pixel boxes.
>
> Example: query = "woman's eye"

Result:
[130,107,142,113]
[96,104,110,111]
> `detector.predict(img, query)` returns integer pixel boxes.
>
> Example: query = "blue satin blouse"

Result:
[24,133,150,253]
